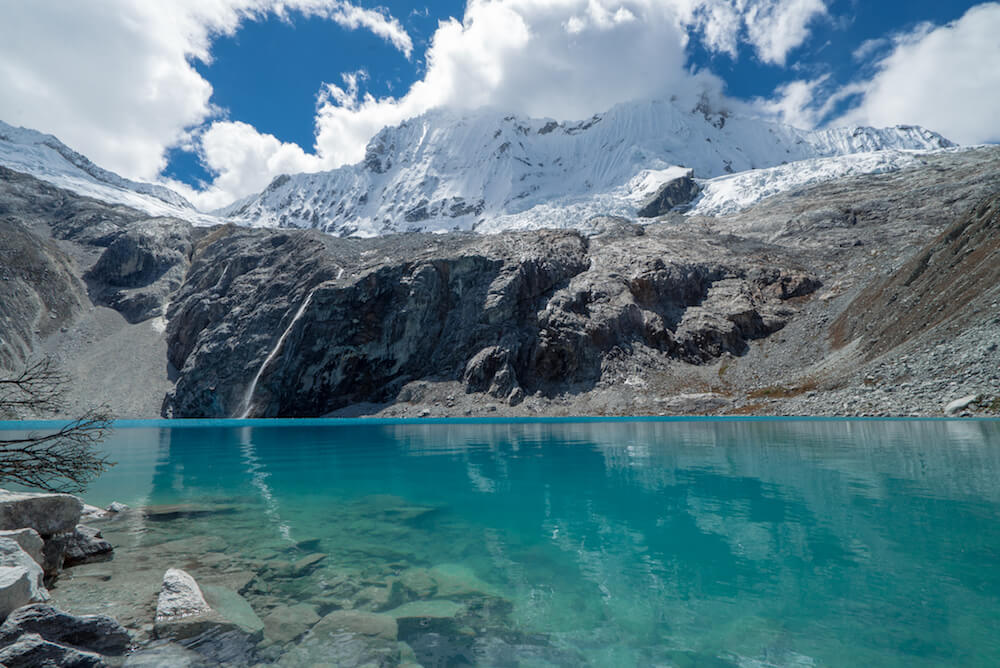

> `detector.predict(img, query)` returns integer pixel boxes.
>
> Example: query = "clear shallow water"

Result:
[5,418,1000,667]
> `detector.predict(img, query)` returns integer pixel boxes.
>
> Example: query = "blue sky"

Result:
[1,1,996,209]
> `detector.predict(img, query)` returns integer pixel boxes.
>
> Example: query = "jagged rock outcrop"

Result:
[637,170,701,217]
[85,222,192,322]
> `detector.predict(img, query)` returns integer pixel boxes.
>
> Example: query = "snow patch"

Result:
[0,120,222,226]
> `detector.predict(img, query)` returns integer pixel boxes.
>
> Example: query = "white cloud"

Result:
[166,121,326,211]
[0,0,411,189]
[743,0,828,65]
[851,37,888,62]
[836,2,1000,144]
[674,0,828,64]
[757,76,830,128]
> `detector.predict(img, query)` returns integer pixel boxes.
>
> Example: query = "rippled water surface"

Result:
[5,418,1000,667]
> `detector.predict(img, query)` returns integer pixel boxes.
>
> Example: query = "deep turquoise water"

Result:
[4,418,1000,666]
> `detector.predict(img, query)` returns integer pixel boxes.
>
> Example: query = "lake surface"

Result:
[4,418,1000,667]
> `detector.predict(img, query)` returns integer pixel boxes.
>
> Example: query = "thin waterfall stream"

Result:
[238,289,316,418]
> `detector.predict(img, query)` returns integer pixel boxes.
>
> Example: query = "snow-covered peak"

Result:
[225,98,954,236]
[0,120,220,225]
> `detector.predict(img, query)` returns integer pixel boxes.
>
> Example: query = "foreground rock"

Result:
[0,631,105,667]
[0,491,82,537]
[0,537,49,619]
[0,603,129,655]
[155,568,262,663]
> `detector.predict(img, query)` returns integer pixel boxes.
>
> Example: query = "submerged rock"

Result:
[278,609,401,667]
[311,610,398,641]
[261,603,320,645]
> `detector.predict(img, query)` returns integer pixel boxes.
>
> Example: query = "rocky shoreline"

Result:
[0,487,557,667]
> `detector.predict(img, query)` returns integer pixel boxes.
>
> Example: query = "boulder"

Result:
[106,502,130,514]
[0,632,105,667]
[0,537,48,619]
[636,170,700,217]
[63,525,113,567]
[155,569,262,643]
[154,568,212,638]
[80,505,110,522]
[0,603,130,655]
[945,394,979,416]
[0,490,82,537]
[0,529,43,567]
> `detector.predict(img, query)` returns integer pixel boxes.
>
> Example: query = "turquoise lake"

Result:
[4,418,1000,667]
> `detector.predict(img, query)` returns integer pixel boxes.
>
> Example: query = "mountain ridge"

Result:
[223,98,954,236]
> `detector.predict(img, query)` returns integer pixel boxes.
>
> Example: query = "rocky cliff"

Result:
[162,222,820,417]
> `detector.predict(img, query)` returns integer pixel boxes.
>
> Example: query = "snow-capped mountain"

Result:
[223,98,954,236]
[0,120,219,225]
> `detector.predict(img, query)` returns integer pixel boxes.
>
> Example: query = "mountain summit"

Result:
[222,98,954,236]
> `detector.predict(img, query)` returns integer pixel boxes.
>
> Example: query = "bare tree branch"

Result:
[0,357,114,492]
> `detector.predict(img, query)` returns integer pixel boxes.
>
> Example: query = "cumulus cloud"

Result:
[0,0,411,187]
[674,0,828,64]
[836,2,1000,144]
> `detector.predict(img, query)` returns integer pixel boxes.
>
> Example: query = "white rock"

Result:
[944,394,978,416]
[156,568,211,623]
[155,568,262,643]
[106,501,130,514]
[0,537,49,619]
[0,529,44,567]
[0,490,82,537]
[81,504,110,522]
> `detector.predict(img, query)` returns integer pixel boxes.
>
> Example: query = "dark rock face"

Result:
[0,603,130,655]
[85,222,191,323]
[637,171,701,217]
[163,225,818,417]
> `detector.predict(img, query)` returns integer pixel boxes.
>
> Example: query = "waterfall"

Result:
[238,289,316,418]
